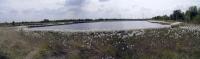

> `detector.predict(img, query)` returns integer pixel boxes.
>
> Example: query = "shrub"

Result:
[192,15,200,23]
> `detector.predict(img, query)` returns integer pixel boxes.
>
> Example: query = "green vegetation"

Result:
[40,19,50,23]
[0,27,200,59]
[0,5,199,59]
[152,6,200,23]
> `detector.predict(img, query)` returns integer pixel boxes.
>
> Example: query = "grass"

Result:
[0,26,200,59]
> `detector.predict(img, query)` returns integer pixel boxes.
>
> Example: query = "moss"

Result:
[139,55,158,59]
[105,46,116,56]
[160,50,179,59]
[33,43,51,59]
[0,52,8,59]
[192,50,200,59]
[67,50,81,59]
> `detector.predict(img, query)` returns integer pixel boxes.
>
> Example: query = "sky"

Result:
[0,0,199,22]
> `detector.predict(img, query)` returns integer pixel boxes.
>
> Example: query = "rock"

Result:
[171,22,183,28]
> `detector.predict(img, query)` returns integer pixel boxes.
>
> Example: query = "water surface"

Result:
[28,21,171,32]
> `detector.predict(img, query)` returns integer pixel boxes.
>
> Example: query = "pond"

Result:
[27,21,171,32]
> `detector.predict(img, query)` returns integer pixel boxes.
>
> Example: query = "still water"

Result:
[28,21,171,32]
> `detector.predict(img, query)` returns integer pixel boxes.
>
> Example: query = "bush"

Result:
[192,15,200,23]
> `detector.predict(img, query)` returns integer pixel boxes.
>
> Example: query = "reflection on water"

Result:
[28,21,171,32]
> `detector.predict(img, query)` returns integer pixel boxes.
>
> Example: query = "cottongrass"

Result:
[1,26,200,59]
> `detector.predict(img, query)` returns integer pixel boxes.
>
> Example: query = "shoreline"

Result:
[20,20,183,32]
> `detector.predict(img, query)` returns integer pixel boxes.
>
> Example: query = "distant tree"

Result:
[12,21,15,26]
[152,15,170,20]
[152,16,161,20]
[41,19,50,23]
[152,6,200,23]
[193,15,200,23]
[186,6,198,20]
[193,7,200,23]
[185,11,192,21]
[198,8,200,15]
[170,10,184,21]
[162,15,170,20]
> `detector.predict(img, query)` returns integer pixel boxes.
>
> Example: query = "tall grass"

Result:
[0,27,200,59]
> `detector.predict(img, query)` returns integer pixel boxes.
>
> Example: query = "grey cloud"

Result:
[64,0,89,18]
[0,0,200,22]
[99,0,110,2]
[66,0,86,6]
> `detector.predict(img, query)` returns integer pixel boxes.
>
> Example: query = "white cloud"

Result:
[4,0,65,10]
[0,0,199,22]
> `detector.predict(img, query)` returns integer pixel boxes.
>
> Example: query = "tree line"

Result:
[152,6,200,23]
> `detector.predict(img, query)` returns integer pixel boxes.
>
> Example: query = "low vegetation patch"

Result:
[0,27,200,59]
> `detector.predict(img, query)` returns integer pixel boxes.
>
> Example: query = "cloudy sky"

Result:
[0,0,199,22]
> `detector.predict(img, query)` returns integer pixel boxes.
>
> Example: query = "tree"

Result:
[12,21,15,26]
[41,19,50,23]
[152,16,162,20]
[193,15,200,23]
[198,8,200,15]
[152,6,200,23]
[152,15,170,20]
[187,6,198,20]
[170,10,184,20]
[185,11,192,21]
[162,15,170,20]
